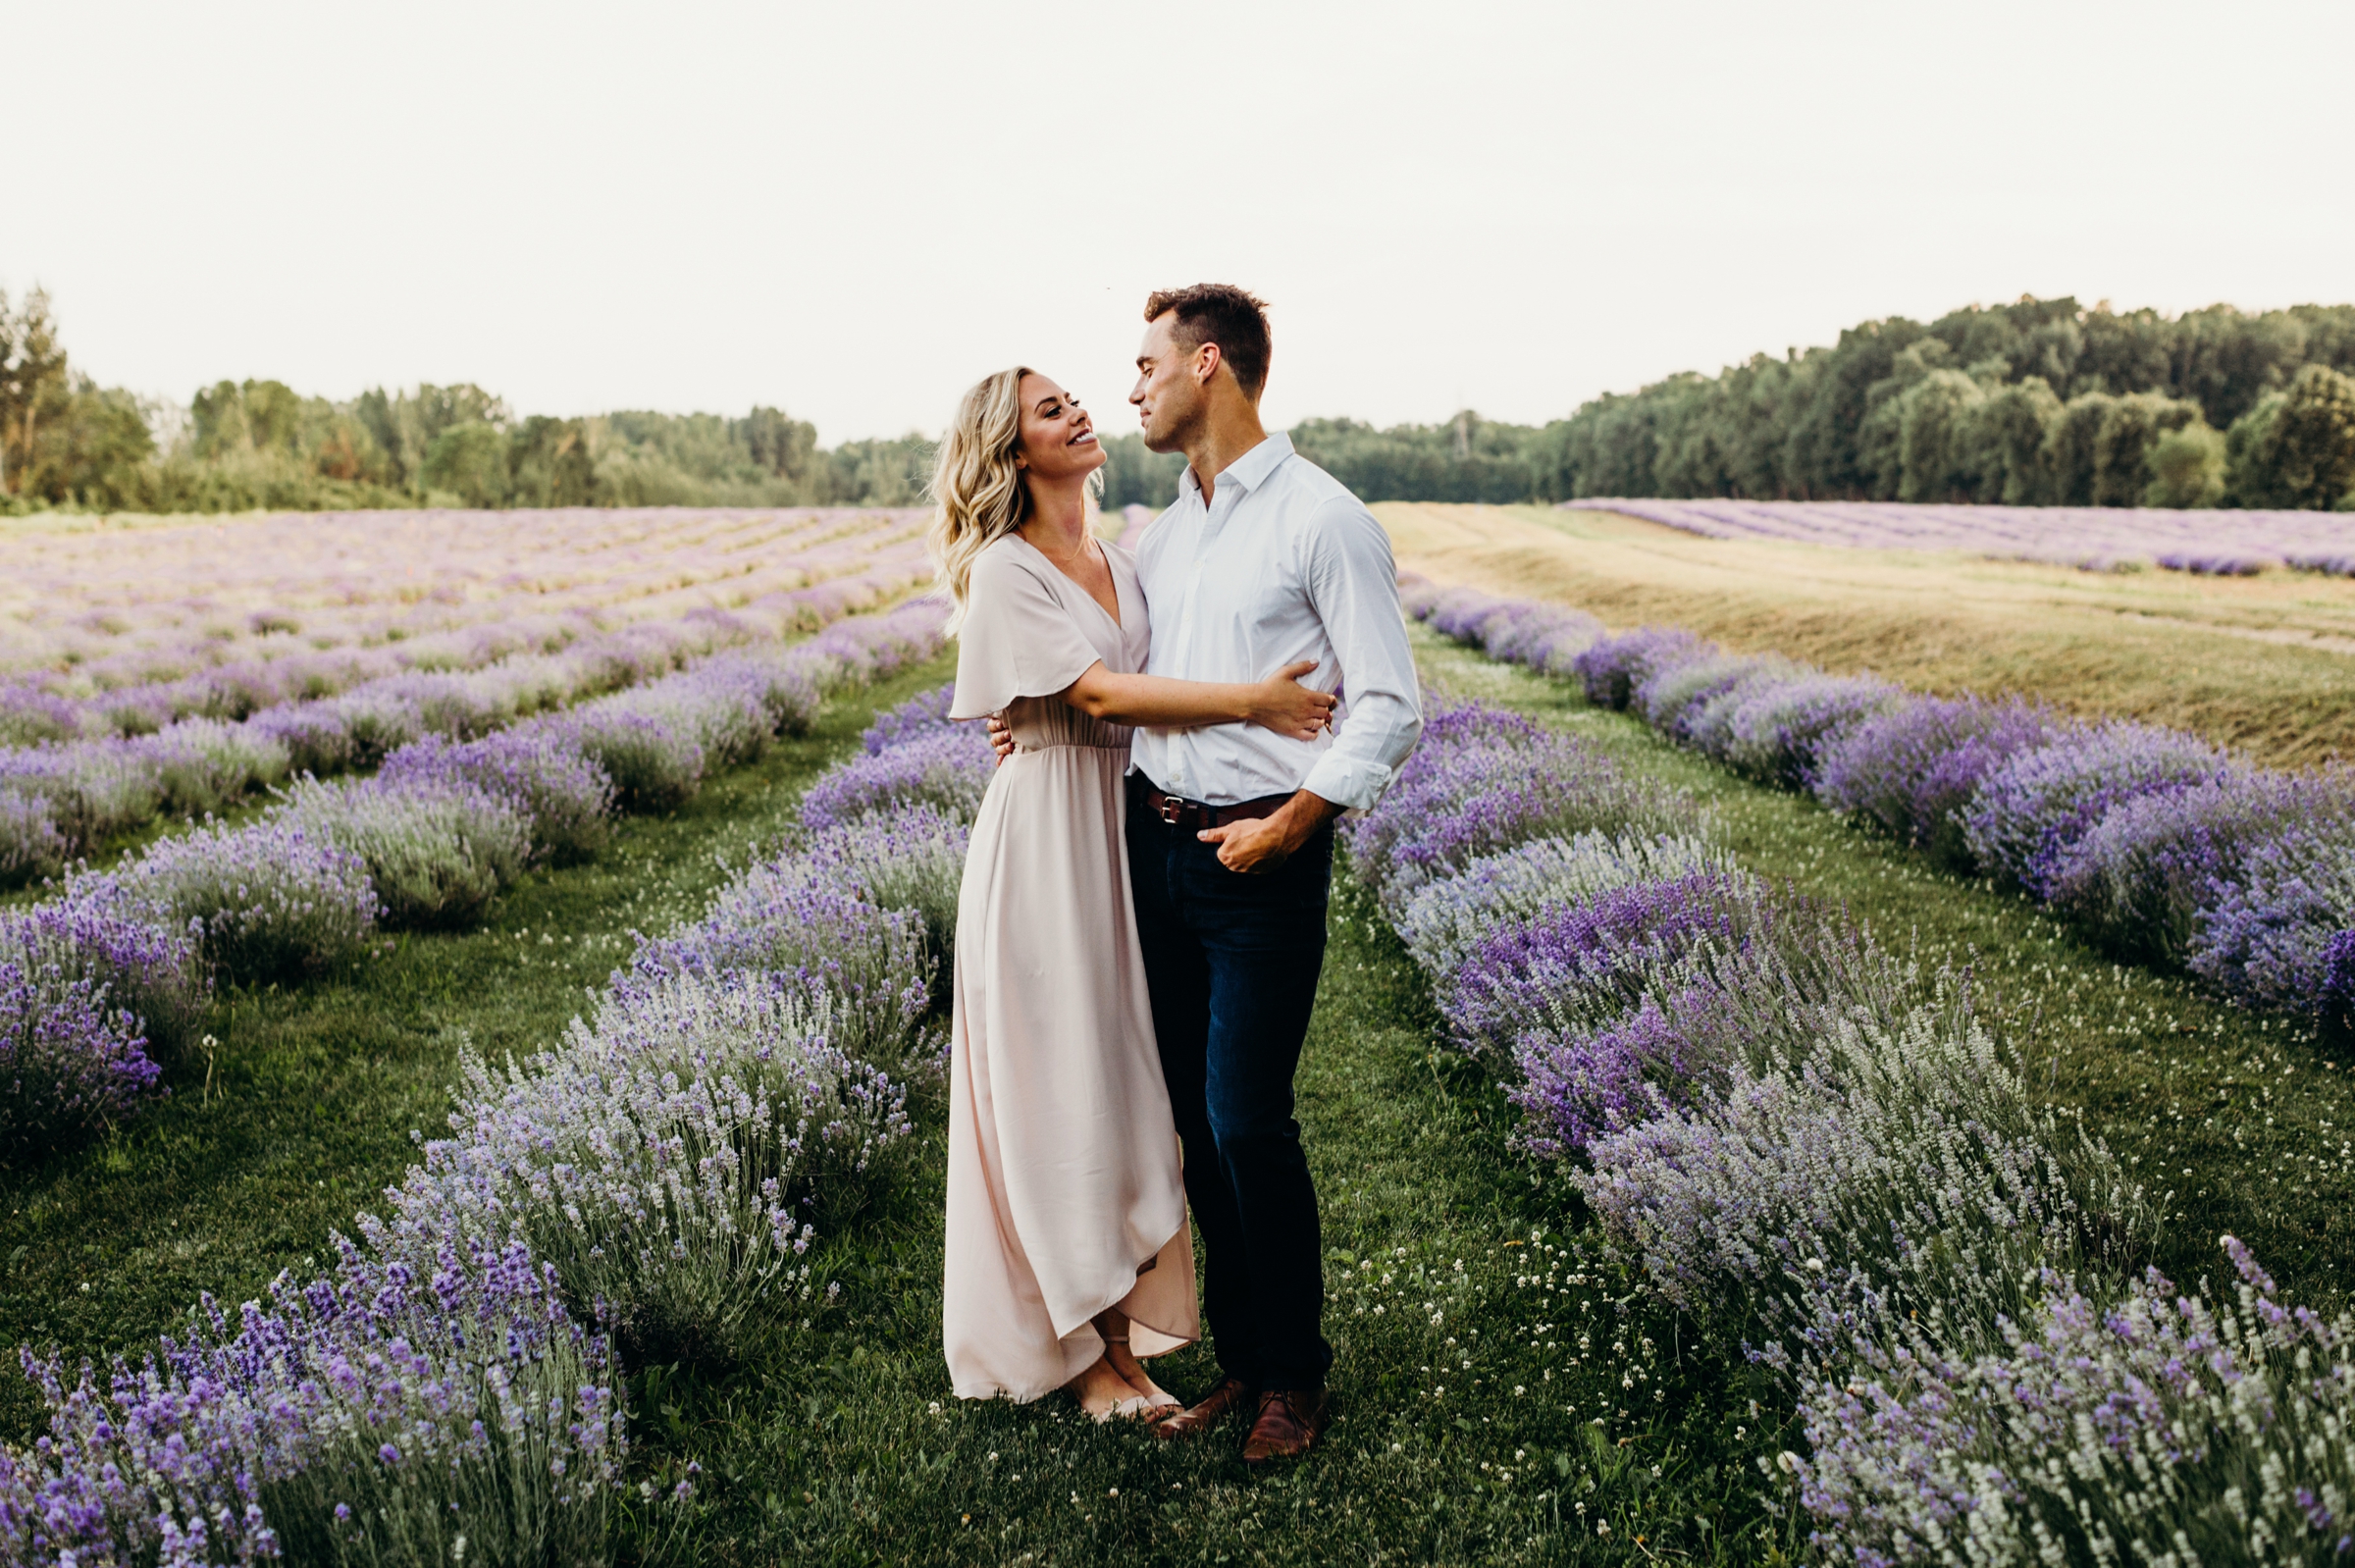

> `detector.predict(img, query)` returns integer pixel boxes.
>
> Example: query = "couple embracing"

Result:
[927,285,1423,1462]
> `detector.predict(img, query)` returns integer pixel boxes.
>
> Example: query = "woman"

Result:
[932,367,1335,1418]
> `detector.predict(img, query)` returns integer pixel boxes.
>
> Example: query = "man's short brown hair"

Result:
[1144,284,1272,400]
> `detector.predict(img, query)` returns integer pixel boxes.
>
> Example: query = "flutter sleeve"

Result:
[948,545,1105,719]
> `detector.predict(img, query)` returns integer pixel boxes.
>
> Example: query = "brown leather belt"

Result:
[1128,774,1289,832]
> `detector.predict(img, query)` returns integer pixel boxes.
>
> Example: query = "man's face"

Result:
[1130,312,1207,455]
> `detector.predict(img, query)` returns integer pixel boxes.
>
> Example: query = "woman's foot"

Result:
[1102,1336,1180,1413]
[1065,1355,1154,1424]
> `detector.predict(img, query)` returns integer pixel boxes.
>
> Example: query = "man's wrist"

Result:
[1275,790,1339,852]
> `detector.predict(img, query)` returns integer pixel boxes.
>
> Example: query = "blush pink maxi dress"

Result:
[942,534,1199,1402]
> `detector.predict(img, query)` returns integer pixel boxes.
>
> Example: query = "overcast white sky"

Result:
[8,0,2351,444]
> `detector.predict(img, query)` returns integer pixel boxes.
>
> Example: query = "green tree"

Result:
[2092,392,2201,506]
[2143,422,2226,508]
[354,384,509,488]
[508,417,598,507]
[28,380,156,506]
[1894,369,1986,502]
[421,421,513,507]
[0,288,69,497]
[1098,433,1182,508]
[2043,393,2116,506]
[736,406,817,486]
[2225,364,2355,510]
[1288,412,1544,503]
[1540,296,2355,507]
[820,436,933,505]
[1963,378,2063,504]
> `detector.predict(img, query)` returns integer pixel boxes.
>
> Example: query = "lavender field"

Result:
[0,507,930,881]
[10,496,2355,1565]
[1569,497,2355,575]
[1395,580,2355,1560]
[0,506,937,1160]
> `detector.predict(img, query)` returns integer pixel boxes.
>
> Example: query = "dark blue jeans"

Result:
[1126,783,1334,1393]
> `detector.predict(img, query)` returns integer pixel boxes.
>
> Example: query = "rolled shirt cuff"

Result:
[1298,753,1392,812]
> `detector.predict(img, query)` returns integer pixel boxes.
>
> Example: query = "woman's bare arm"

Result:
[1059,659,1336,740]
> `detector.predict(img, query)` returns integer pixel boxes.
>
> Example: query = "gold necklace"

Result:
[1027,532,1098,571]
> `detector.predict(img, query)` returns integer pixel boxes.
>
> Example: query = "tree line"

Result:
[1102,299,2355,514]
[0,288,932,514]
[1541,296,2355,511]
[8,289,2354,514]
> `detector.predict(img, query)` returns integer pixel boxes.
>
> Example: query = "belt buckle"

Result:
[1157,794,1184,826]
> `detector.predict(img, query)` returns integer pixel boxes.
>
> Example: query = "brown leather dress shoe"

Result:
[1150,1377,1255,1442]
[1241,1388,1330,1464]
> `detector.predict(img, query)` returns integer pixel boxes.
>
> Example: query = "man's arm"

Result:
[1199,498,1423,873]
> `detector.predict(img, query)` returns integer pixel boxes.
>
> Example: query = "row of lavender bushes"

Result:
[0,595,952,1166]
[1376,588,2355,1560]
[1405,580,2355,1035]
[0,648,997,1566]
[0,564,927,889]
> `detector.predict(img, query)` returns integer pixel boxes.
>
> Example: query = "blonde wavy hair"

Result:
[927,367,1035,634]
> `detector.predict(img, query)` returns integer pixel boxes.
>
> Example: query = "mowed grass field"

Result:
[1379,502,2355,767]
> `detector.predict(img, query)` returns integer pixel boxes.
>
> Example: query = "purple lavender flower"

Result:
[77,815,383,985]
[0,898,205,1054]
[0,957,160,1157]
[625,852,932,1073]
[1577,986,2144,1370]
[557,706,706,811]
[2048,767,2355,966]
[697,648,823,739]
[800,723,995,832]
[322,686,427,763]
[2185,820,2355,1013]
[1393,829,1724,980]
[1342,703,1694,912]
[9,1227,621,1566]
[0,684,85,748]
[600,664,775,770]
[1795,1239,2355,1567]
[861,684,959,756]
[1573,627,1714,710]
[1812,694,2063,864]
[2323,929,2355,1026]
[1635,653,1801,744]
[381,726,615,862]
[2154,548,2277,575]
[245,701,359,777]
[801,802,971,963]
[797,596,951,694]
[1439,870,1765,1061]
[0,792,69,887]
[1962,720,2234,897]
[367,969,913,1361]
[129,717,290,818]
[274,773,531,931]
[1714,671,1905,790]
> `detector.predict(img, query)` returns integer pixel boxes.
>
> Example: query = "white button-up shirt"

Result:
[1131,433,1423,810]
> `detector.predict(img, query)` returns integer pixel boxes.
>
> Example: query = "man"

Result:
[1009,284,1422,1462]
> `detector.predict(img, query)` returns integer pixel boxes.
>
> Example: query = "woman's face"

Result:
[1014,373,1106,484]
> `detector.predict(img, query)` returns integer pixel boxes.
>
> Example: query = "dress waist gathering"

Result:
[1000,695,1134,755]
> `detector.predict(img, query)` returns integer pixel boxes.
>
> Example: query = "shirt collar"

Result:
[1178,432,1294,503]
